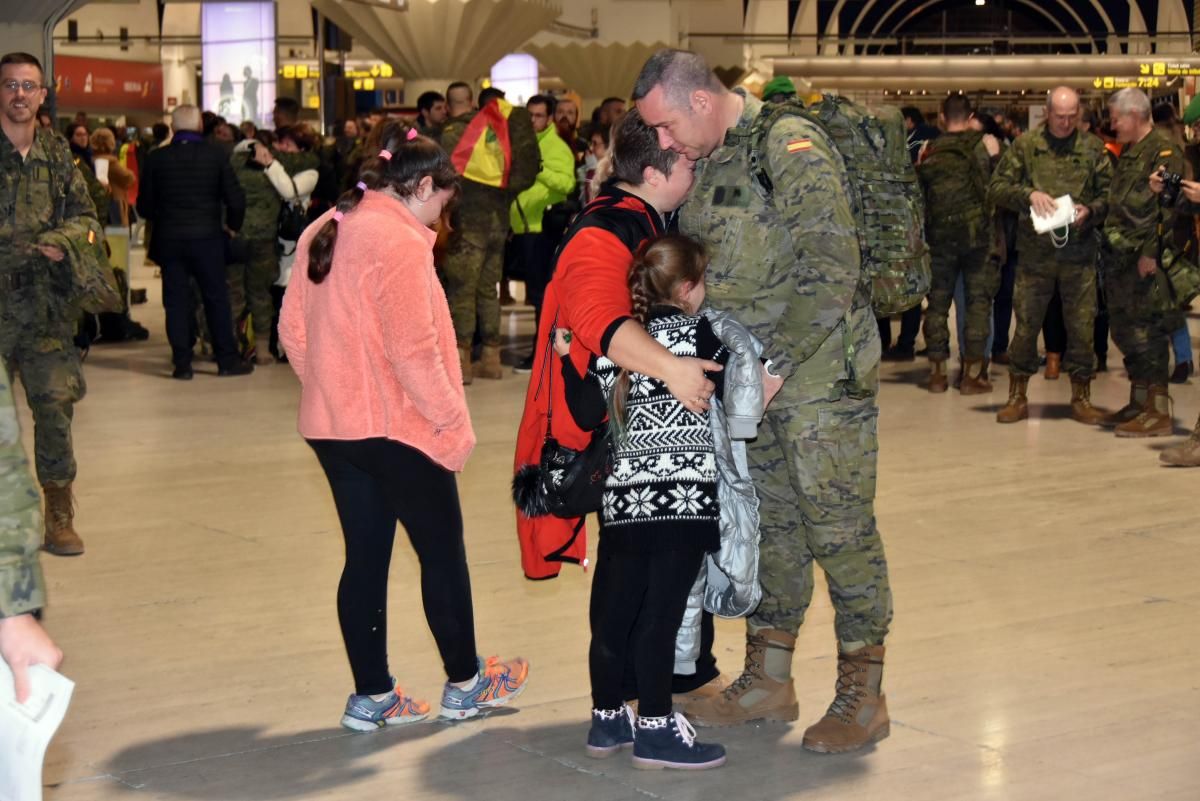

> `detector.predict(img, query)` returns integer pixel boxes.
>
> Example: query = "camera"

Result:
[1159,170,1183,207]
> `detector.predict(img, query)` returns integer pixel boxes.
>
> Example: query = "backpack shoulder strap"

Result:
[747,98,830,199]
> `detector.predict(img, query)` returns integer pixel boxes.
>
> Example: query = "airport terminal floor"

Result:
[26,254,1200,801]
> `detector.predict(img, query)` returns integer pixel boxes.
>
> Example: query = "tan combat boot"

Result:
[1069,378,1108,426]
[927,359,948,393]
[1160,414,1200,466]
[1044,352,1062,380]
[802,644,890,754]
[684,629,799,727]
[473,345,504,380]
[1115,383,1172,438]
[672,675,727,708]
[1100,380,1147,428]
[457,345,474,385]
[959,359,993,395]
[43,484,84,556]
[995,374,1029,423]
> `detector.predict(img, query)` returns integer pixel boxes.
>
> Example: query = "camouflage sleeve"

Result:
[764,116,861,375]
[0,375,45,619]
[506,108,542,195]
[1083,147,1112,229]
[36,151,98,255]
[987,138,1032,214]
[274,150,320,176]
[440,120,464,156]
[1147,146,1186,259]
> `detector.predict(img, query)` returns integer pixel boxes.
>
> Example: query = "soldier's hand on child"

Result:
[36,244,64,262]
[1029,190,1058,218]
[552,328,573,357]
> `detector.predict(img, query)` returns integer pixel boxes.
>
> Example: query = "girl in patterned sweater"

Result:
[557,234,730,770]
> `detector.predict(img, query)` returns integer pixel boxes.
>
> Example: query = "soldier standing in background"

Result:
[988,86,1111,426]
[1100,87,1185,438]
[917,94,1000,394]
[635,50,892,753]
[0,52,99,556]
[440,87,539,382]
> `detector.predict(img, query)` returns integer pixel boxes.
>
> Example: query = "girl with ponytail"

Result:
[553,233,733,770]
[278,120,529,733]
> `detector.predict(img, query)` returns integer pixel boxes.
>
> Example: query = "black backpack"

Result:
[276,173,307,254]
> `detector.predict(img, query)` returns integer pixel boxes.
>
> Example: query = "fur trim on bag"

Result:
[512,464,550,518]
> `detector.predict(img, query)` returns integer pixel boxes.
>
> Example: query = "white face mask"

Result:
[584,153,598,169]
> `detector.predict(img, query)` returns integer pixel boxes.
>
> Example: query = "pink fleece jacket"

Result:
[279,191,475,471]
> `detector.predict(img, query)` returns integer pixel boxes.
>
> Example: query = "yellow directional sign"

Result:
[1093,76,1162,90]
[1138,62,1200,77]
[1140,63,1150,75]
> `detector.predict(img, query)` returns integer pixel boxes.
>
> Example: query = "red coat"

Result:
[513,187,665,579]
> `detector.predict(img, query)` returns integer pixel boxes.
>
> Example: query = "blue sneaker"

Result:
[632,712,726,770]
[439,655,529,720]
[340,683,430,732]
[586,704,635,758]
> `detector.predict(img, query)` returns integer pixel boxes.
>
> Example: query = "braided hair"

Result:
[609,234,709,439]
[307,119,458,284]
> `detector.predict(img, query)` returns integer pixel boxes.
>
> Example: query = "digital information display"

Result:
[201,2,277,128]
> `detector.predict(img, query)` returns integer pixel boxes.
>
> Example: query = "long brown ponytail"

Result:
[609,234,709,438]
[306,120,459,284]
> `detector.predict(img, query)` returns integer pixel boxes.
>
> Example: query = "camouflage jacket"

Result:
[679,90,879,405]
[1104,127,1183,260]
[0,127,99,344]
[0,371,45,618]
[232,143,319,241]
[917,129,993,249]
[988,126,1111,267]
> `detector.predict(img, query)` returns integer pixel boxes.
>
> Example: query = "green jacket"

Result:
[988,126,1111,267]
[0,371,45,619]
[509,126,576,234]
[679,90,879,404]
[1104,127,1184,259]
[231,143,319,241]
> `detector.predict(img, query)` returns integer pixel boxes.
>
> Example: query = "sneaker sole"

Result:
[438,679,527,720]
[586,742,634,759]
[802,722,890,754]
[340,711,430,732]
[632,754,726,770]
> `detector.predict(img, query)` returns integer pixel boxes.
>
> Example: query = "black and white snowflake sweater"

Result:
[561,305,729,553]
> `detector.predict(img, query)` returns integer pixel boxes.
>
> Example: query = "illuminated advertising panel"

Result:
[201,2,276,127]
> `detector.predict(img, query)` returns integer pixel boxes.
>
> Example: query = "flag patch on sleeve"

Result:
[1160,149,1174,157]
[786,138,812,154]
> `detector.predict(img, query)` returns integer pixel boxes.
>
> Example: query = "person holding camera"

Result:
[1099,88,1185,438]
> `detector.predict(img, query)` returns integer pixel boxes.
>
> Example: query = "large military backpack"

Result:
[917,130,989,238]
[749,95,931,315]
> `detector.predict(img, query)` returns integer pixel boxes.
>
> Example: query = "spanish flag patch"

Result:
[87,230,95,244]
[1160,149,1174,157]
[786,138,812,154]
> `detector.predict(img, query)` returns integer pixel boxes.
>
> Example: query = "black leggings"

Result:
[308,438,478,695]
[589,541,705,717]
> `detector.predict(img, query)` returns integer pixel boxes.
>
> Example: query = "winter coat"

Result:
[675,310,766,674]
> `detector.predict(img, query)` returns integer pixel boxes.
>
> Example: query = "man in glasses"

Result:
[0,52,101,556]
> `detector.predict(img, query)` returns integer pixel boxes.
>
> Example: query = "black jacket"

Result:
[137,132,245,257]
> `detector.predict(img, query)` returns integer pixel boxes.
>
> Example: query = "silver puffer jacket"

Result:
[675,310,765,674]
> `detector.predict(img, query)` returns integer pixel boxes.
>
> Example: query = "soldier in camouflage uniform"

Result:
[988,87,1112,426]
[1099,88,1184,438]
[440,89,539,383]
[917,94,1000,394]
[228,139,318,365]
[0,53,100,557]
[0,365,62,703]
[635,50,891,753]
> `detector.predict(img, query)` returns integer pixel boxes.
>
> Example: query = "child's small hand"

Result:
[553,328,573,357]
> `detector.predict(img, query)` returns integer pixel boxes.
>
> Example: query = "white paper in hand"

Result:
[93,158,109,187]
[1030,194,1077,233]
[0,662,74,801]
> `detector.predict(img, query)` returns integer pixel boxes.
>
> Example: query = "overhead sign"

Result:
[1140,62,1200,77]
[54,56,163,113]
[1092,76,1162,90]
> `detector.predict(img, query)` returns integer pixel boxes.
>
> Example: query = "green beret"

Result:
[1184,93,1200,125]
[763,76,797,101]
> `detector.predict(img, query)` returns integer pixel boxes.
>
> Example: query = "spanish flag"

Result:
[450,99,515,188]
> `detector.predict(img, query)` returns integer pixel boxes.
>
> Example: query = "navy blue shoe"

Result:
[586,704,635,758]
[632,712,726,770]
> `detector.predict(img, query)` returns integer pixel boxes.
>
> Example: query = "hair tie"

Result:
[378,149,392,161]
[355,181,367,192]
[406,128,419,141]
[332,211,344,223]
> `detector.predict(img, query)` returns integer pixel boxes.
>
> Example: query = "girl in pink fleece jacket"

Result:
[279,121,529,732]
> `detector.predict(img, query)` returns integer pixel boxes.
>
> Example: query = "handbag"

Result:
[512,313,612,519]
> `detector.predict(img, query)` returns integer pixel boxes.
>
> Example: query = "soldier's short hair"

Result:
[417,91,444,113]
[478,87,505,108]
[446,82,472,103]
[0,52,43,77]
[941,95,972,123]
[632,49,723,110]
[527,94,556,115]
[609,108,680,185]
[1109,87,1151,120]
[172,105,202,133]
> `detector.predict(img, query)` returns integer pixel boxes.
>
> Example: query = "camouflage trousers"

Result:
[3,336,85,487]
[746,393,893,647]
[227,238,279,337]
[0,373,45,617]
[442,212,506,348]
[1009,261,1098,380]
[923,244,997,361]
[1102,251,1182,384]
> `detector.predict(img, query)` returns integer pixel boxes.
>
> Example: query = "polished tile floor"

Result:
[22,261,1200,800]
